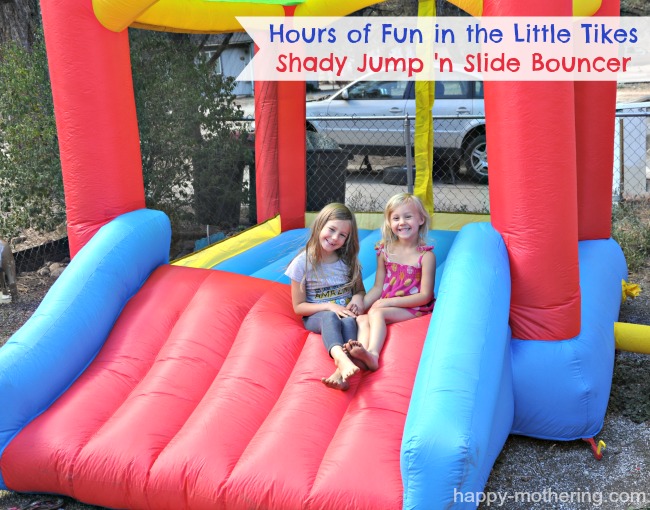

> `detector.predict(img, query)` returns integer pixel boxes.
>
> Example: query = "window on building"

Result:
[204,50,223,75]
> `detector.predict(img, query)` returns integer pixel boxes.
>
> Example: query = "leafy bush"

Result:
[0,30,64,241]
[0,28,251,243]
[129,30,251,230]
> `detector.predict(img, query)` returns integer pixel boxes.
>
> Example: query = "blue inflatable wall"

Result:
[0,209,170,489]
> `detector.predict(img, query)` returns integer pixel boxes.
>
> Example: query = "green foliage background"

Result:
[129,30,250,231]
[0,27,250,241]
[0,30,64,240]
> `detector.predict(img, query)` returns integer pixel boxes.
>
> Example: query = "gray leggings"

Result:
[303,310,358,356]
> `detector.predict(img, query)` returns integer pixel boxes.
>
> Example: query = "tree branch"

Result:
[207,33,233,69]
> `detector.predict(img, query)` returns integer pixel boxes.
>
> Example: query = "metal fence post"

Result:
[403,115,414,194]
[618,117,625,202]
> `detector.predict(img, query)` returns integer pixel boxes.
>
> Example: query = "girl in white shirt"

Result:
[285,203,365,390]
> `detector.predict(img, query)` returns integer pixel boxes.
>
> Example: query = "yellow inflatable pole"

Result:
[413,0,436,219]
[614,322,650,354]
[420,0,601,222]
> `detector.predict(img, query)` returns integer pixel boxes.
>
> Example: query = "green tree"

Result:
[0,27,250,242]
[129,30,251,230]
[0,29,64,240]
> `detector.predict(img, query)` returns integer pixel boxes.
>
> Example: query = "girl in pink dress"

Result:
[347,193,436,372]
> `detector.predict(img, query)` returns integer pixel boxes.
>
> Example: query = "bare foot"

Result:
[345,340,379,371]
[342,341,369,370]
[321,369,350,391]
[349,357,369,371]
[334,352,360,380]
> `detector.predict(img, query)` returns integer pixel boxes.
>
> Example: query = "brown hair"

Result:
[300,203,362,292]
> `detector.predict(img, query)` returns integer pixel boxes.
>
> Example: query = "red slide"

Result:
[2,265,429,510]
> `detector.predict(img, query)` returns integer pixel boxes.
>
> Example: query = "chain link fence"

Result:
[613,106,650,202]
[303,109,649,214]
[7,108,649,269]
[305,114,489,214]
[234,107,649,218]
[12,237,69,275]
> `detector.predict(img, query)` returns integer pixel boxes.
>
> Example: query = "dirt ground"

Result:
[1,84,649,510]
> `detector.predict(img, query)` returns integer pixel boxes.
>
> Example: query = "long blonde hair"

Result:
[381,193,431,253]
[301,203,362,291]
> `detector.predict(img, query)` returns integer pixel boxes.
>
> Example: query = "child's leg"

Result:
[341,316,358,343]
[343,315,369,371]
[303,311,359,387]
[367,307,414,357]
[344,314,374,370]
[303,311,348,354]
[329,345,359,381]
[356,314,370,349]
[348,308,414,371]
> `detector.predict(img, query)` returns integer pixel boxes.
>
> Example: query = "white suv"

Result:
[306,75,487,181]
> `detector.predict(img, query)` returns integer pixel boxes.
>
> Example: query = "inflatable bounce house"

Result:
[0,0,644,508]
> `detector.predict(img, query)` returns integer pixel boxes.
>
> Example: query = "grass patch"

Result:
[612,198,650,273]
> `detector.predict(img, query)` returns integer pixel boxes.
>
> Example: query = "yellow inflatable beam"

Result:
[93,0,387,33]
[175,211,488,269]
[444,0,601,17]
[307,211,489,231]
[172,215,281,269]
[445,0,482,17]
[614,322,650,355]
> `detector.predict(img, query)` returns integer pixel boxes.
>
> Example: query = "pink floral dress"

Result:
[377,244,435,317]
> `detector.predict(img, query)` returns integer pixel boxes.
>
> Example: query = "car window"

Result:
[405,81,481,100]
[435,81,471,99]
[474,82,484,99]
[344,81,407,100]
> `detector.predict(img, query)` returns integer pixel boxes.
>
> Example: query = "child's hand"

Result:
[329,302,357,318]
[370,298,392,309]
[348,295,364,315]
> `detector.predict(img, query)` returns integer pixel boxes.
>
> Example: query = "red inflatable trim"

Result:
[41,0,145,256]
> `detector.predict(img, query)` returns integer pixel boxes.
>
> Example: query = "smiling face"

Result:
[318,219,352,260]
[389,202,424,242]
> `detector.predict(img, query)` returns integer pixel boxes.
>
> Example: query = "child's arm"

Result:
[371,251,436,310]
[290,279,357,318]
[362,252,387,310]
[347,275,366,314]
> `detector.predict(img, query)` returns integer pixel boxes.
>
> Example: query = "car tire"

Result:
[463,134,488,183]
[382,166,408,185]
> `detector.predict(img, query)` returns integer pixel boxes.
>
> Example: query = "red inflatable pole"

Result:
[254,7,306,231]
[276,6,306,231]
[575,0,620,241]
[484,0,581,340]
[276,79,306,231]
[254,78,280,223]
[40,0,145,257]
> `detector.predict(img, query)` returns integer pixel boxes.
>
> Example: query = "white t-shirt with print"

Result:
[285,251,352,305]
